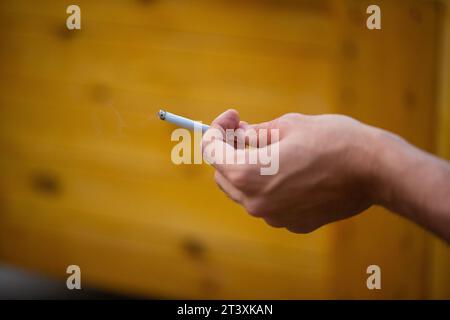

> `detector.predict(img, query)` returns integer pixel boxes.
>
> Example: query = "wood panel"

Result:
[332,0,446,299]
[430,0,450,299]
[0,0,337,299]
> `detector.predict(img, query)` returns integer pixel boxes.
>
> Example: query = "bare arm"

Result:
[203,110,450,242]
[371,130,450,241]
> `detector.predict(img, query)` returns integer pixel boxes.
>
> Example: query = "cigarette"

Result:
[158,109,210,133]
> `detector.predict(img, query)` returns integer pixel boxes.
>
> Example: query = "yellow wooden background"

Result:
[0,0,448,299]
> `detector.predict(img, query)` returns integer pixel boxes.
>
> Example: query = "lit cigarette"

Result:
[158,109,210,133]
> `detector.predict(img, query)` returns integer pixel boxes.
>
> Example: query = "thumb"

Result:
[202,109,240,165]
[210,109,240,131]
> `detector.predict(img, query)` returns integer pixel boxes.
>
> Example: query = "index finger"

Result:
[202,109,240,159]
[210,109,240,131]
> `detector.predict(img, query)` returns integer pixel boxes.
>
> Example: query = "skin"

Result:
[202,109,450,242]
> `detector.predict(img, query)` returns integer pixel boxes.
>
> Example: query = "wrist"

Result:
[363,127,421,214]
[349,122,450,241]
[355,125,405,208]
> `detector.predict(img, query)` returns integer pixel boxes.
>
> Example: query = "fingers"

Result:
[235,121,249,150]
[214,171,244,204]
[240,116,287,148]
[246,121,278,147]
[211,109,240,131]
[239,121,249,130]
[203,137,255,177]
[202,109,240,152]
[237,119,280,148]
[203,110,279,199]
[202,109,261,177]
[264,210,327,233]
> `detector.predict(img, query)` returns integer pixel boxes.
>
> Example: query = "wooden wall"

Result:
[431,0,450,299]
[0,0,448,298]
[332,0,445,299]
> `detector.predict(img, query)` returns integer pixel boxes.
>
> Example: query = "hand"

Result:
[203,109,382,233]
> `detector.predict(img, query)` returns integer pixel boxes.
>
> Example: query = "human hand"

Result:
[203,109,382,233]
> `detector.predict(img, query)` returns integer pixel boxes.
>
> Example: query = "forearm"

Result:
[369,128,450,242]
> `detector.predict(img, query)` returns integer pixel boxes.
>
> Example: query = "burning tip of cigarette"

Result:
[158,109,166,120]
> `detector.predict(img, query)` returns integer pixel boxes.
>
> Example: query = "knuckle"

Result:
[286,223,318,234]
[264,217,285,228]
[244,198,267,217]
[274,113,301,128]
[282,113,301,121]
[228,169,250,190]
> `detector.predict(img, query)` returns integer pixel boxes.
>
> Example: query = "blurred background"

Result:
[0,0,449,299]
